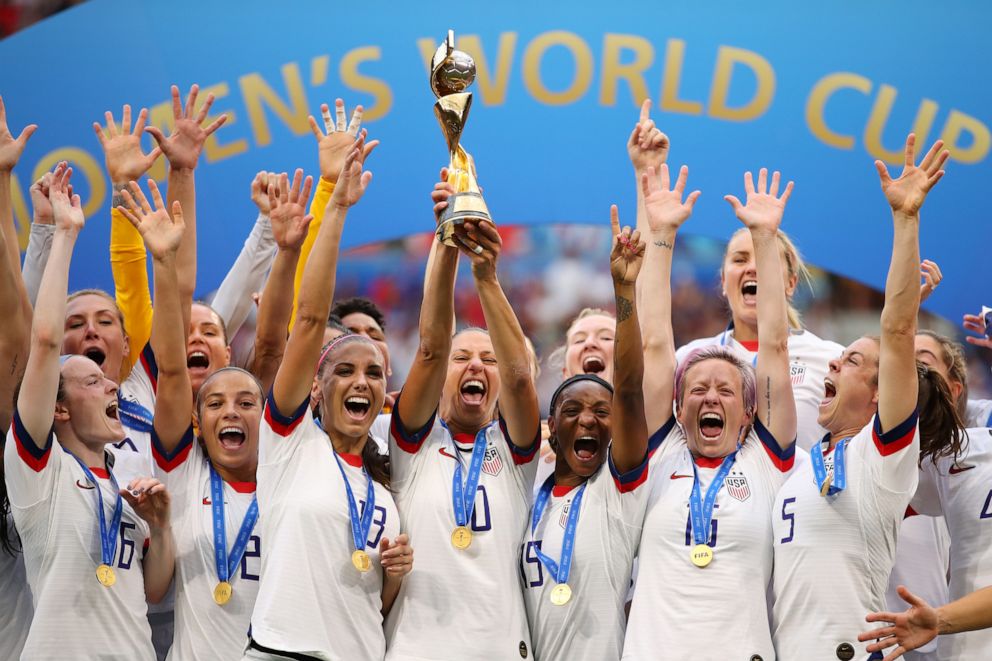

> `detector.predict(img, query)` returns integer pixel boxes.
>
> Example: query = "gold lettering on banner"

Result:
[599,33,654,107]
[939,110,991,164]
[458,34,517,105]
[240,63,311,147]
[32,147,105,217]
[864,84,938,163]
[659,39,703,115]
[523,31,594,105]
[340,46,393,121]
[805,72,872,149]
[708,46,775,121]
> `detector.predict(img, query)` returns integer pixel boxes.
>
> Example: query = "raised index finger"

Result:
[610,204,621,237]
[639,98,651,122]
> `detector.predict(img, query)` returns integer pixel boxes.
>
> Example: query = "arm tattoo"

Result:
[616,295,634,323]
[653,239,673,250]
[111,183,128,209]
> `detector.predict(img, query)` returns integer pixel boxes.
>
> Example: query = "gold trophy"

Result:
[431,29,492,246]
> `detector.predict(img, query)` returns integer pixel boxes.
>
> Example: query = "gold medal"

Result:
[352,549,371,573]
[96,563,116,587]
[819,473,833,497]
[451,525,473,550]
[550,583,572,606]
[690,544,713,568]
[213,581,233,605]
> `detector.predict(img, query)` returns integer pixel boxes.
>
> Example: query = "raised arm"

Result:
[95,105,162,372]
[22,172,55,306]
[271,136,372,414]
[395,171,459,432]
[252,170,313,394]
[453,220,538,448]
[627,99,670,240]
[724,169,797,447]
[16,163,82,444]
[874,135,948,432]
[288,100,378,331]
[639,165,700,433]
[117,180,191,452]
[607,207,648,472]
[0,96,34,431]
[146,84,228,329]
[209,171,279,348]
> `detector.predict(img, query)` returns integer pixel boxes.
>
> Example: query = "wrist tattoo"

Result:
[111,183,128,209]
[653,239,673,250]
[616,295,634,323]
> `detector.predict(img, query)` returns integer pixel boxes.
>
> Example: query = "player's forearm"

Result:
[638,227,677,431]
[0,226,28,433]
[149,252,193,447]
[167,168,196,319]
[380,573,403,616]
[289,177,335,332]
[0,172,31,315]
[419,241,458,357]
[110,203,153,372]
[212,212,277,339]
[22,222,54,306]
[881,211,921,338]
[253,247,300,393]
[937,586,992,635]
[611,280,648,472]
[143,524,176,604]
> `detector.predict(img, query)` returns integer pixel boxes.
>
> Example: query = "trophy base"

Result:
[436,191,492,247]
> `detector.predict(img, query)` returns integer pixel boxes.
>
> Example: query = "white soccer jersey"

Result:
[384,403,540,661]
[522,446,652,661]
[772,413,919,661]
[0,513,31,661]
[252,394,399,660]
[622,418,795,660]
[109,343,159,484]
[884,515,949,659]
[4,410,155,660]
[151,428,260,660]
[965,398,992,429]
[677,328,843,451]
[912,427,992,660]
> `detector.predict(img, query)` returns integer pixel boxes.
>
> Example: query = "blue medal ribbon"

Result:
[451,426,490,528]
[331,451,375,554]
[688,448,738,547]
[208,464,259,584]
[531,475,586,586]
[810,437,848,496]
[117,394,154,434]
[69,453,123,568]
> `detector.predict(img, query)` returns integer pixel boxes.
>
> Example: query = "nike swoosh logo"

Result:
[439,447,457,460]
[76,479,96,490]
[670,472,693,480]
[949,464,976,474]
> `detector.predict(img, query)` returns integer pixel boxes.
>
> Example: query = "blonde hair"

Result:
[722,228,812,330]
[547,308,616,371]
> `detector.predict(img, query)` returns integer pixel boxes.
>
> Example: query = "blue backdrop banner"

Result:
[0,0,989,321]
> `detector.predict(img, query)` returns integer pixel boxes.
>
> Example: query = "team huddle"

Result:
[0,85,989,661]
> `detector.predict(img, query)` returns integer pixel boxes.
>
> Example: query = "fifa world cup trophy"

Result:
[430,29,493,245]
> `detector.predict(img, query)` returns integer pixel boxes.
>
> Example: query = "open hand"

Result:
[962,308,992,350]
[724,168,794,234]
[858,585,939,661]
[268,169,314,251]
[627,99,669,174]
[117,179,185,260]
[48,162,84,234]
[329,131,374,208]
[642,164,700,233]
[123,477,171,531]
[93,105,161,183]
[609,205,645,285]
[0,95,37,172]
[145,84,227,171]
[379,533,413,578]
[875,134,949,216]
[308,99,379,184]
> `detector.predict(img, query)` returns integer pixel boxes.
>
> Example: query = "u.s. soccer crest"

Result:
[725,474,750,502]
[482,444,503,476]
[559,501,571,528]
[790,363,807,386]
